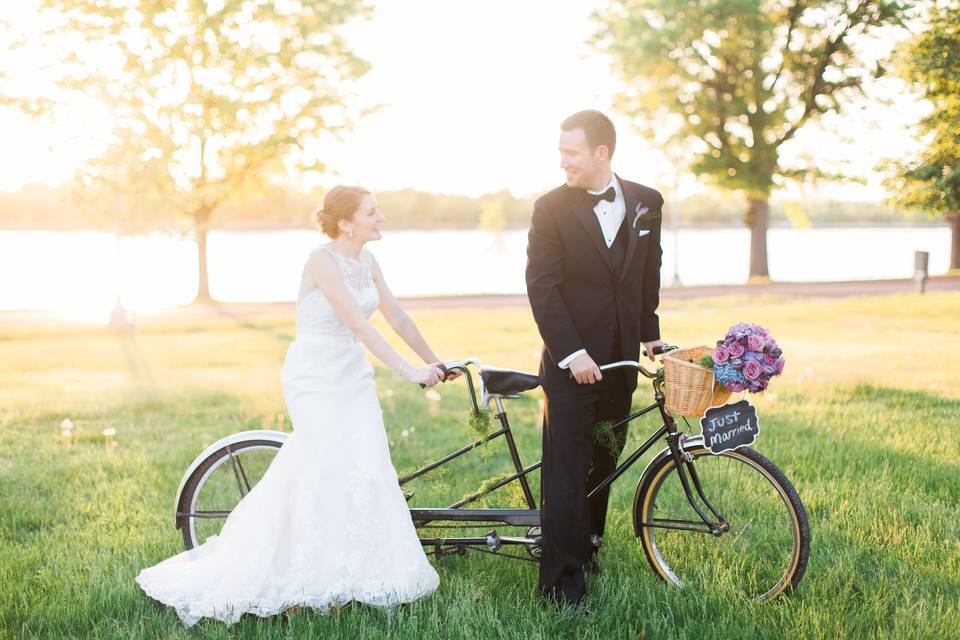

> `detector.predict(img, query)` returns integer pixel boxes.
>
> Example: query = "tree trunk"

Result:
[194,215,212,304]
[746,198,770,280]
[948,211,960,271]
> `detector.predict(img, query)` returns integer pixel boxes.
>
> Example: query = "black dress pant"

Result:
[537,352,632,604]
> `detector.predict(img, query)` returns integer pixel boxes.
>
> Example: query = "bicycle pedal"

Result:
[485,529,502,552]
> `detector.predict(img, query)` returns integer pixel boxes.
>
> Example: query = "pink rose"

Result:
[727,341,745,357]
[713,345,730,364]
[747,334,764,352]
[743,359,763,381]
[763,353,777,366]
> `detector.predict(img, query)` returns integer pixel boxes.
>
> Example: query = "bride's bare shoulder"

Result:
[304,245,339,280]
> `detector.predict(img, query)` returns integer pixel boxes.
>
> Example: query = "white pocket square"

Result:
[636,229,650,237]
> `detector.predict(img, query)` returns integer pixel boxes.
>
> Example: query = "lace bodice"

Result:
[296,245,379,338]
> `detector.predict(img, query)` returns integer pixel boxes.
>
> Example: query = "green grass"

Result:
[1,293,959,639]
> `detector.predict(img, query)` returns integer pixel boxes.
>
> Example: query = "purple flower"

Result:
[726,323,752,340]
[716,322,785,391]
[743,360,763,381]
[631,205,650,228]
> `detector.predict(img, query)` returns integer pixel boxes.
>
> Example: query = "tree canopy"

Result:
[594,0,911,277]
[36,0,371,300]
[884,1,960,269]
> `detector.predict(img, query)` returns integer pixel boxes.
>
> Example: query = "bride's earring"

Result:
[347,228,354,239]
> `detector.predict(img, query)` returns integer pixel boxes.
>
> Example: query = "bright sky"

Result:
[0,0,928,200]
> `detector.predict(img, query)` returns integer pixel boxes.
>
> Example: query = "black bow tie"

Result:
[587,187,616,206]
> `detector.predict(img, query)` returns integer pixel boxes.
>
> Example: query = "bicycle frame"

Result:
[404,359,731,559]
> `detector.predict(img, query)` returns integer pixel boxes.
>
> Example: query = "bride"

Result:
[136,185,455,626]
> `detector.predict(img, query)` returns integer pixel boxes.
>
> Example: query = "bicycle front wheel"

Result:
[634,443,809,601]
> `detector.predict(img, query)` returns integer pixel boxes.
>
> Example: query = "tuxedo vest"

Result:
[609,215,629,276]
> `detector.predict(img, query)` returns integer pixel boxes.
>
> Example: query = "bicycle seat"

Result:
[480,366,540,395]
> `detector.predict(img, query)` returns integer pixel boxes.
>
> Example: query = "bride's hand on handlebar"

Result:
[436,362,462,382]
[403,363,445,388]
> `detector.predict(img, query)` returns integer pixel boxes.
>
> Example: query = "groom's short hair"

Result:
[561,110,616,159]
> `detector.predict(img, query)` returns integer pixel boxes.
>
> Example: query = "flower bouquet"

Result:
[712,323,785,393]
[662,323,785,417]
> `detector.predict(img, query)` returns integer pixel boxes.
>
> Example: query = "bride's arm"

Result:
[370,256,445,367]
[307,251,443,387]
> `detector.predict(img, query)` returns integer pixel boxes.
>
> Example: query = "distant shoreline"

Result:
[3,274,957,327]
[0,220,949,233]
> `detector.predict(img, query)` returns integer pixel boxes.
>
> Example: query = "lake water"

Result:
[1,226,951,321]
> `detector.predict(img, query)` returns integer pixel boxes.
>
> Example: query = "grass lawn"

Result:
[1,292,958,639]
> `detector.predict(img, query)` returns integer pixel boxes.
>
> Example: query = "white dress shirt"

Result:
[557,174,626,370]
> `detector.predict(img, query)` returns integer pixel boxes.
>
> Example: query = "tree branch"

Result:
[774,3,861,148]
[767,0,804,93]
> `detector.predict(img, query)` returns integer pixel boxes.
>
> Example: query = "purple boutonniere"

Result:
[632,203,650,229]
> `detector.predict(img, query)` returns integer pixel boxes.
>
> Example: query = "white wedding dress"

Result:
[136,245,439,626]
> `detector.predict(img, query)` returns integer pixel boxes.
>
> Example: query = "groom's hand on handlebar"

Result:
[569,353,602,385]
[642,339,668,363]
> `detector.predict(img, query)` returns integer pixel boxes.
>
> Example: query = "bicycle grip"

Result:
[643,344,678,358]
[419,363,448,389]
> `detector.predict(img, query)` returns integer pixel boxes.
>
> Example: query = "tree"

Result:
[593,0,911,279]
[884,2,960,271]
[36,0,370,301]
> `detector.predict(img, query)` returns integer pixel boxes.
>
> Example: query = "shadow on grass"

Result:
[211,302,295,343]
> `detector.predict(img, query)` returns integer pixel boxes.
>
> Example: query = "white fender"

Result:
[173,429,289,524]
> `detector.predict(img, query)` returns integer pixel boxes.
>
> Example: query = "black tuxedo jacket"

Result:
[525,176,663,392]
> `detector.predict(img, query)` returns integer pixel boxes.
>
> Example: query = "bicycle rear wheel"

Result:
[175,439,283,550]
[634,443,809,601]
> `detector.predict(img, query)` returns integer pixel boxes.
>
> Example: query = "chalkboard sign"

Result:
[699,399,760,455]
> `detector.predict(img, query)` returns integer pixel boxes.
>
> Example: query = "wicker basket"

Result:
[662,345,732,417]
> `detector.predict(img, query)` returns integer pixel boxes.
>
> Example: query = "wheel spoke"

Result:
[226,447,248,498]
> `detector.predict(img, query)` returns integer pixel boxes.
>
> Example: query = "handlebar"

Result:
[574,344,679,380]
[643,343,678,358]
[436,346,679,415]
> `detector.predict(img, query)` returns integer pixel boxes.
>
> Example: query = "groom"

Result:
[525,110,665,607]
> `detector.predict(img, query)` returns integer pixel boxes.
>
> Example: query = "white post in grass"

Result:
[914,251,929,294]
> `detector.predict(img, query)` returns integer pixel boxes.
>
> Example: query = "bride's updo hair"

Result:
[313,185,371,238]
